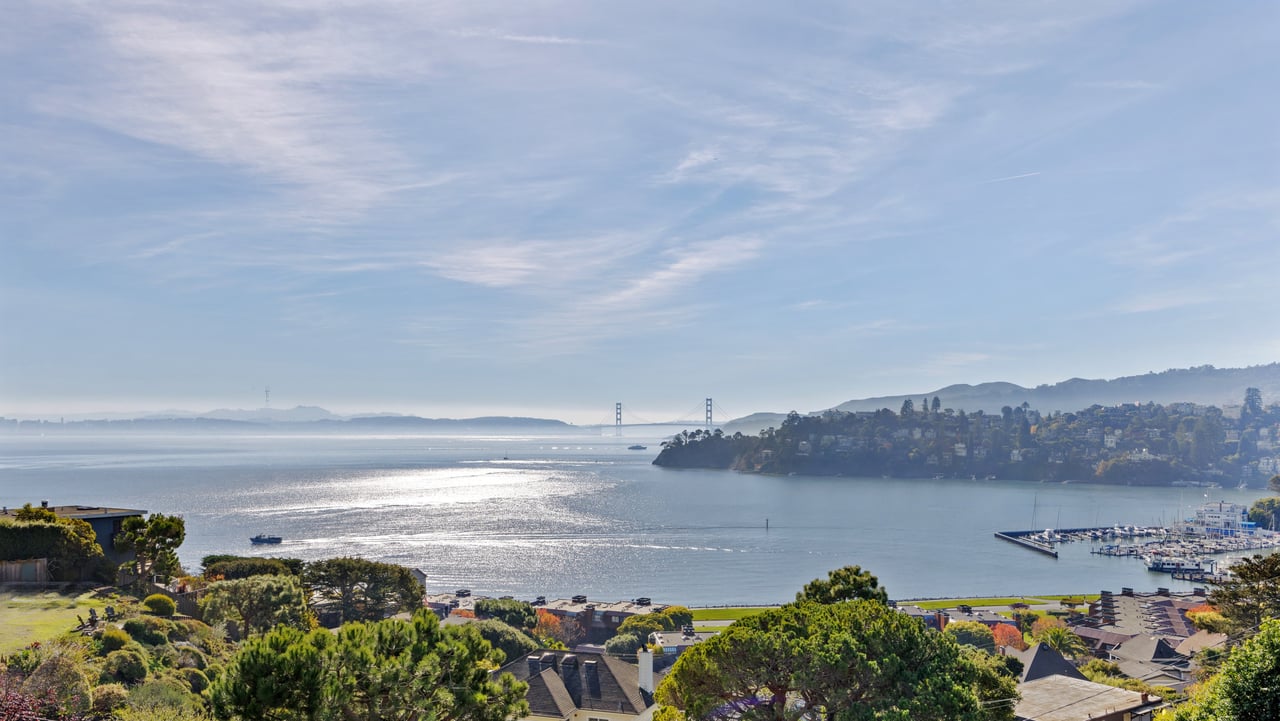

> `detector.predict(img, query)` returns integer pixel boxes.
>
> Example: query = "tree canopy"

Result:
[471,619,539,665]
[473,598,536,630]
[211,610,528,721]
[945,621,996,654]
[303,557,424,624]
[1167,617,1280,720]
[1208,552,1280,633]
[116,513,186,583]
[795,564,888,605]
[656,599,1015,721]
[199,574,311,636]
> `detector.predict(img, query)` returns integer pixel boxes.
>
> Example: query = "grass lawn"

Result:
[909,597,1038,610]
[908,594,1100,610]
[0,588,113,654]
[690,606,776,622]
[1034,594,1101,603]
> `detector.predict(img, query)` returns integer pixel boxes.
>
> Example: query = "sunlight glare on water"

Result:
[1,433,1272,604]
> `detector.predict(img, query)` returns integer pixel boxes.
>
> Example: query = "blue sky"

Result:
[2,1,1277,424]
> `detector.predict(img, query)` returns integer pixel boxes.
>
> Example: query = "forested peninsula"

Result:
[654,390,1280,487]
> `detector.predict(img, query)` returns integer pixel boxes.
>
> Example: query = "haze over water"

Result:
[1,433,1269,605]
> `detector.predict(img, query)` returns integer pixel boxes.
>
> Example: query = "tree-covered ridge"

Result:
[656,390,1280,486]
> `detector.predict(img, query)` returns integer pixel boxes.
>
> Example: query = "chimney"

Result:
[638,649,654,694]
[527,654,543,675]
[41,500,49,509]
[1141,692,1149,703]
[935,611,947,630]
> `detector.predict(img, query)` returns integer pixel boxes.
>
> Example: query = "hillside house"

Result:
[502,649,658,721]
[4,502,147,564]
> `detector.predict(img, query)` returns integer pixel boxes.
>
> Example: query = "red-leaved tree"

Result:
[992,623,1028,651]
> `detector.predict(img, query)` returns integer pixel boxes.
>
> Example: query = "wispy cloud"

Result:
[1076,80,1164,91]
[34,8,417,220]
[449,28,604,46]
[1110,291,1212,315]
[981,171,1042,184]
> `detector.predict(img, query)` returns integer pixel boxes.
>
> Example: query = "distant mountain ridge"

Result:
[724,363,1280,433]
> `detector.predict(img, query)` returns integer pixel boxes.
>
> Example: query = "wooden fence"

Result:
[0,558,50,583]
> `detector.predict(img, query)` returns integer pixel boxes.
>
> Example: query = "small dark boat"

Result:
[627,444,647,450]
[250,534,283,544]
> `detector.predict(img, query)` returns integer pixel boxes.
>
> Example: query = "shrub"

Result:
[203,662,223,685]
[21,654,92,713]
[202,554,303,576]
[617,613,667,638]
[204,557,293,580]
[143,594,177,617]
[92,683,130,713]
[124,617,171,646]
[660,605,693,628]
[100,627,132,653]
[177,667,210,694]
[103,648,149,684]
[8,647,42,674]
[471,619,538,664]
[474,598,537,629]
[605,632,643,656]
[150,644,180,669]
[127,677,202,713]
[174,644,208,670]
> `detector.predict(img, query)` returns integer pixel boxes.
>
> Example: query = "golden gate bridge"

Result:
[585,398,736,434]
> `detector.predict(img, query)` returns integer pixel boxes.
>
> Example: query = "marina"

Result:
[996,501,1280,580]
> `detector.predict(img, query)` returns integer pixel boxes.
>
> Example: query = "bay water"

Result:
[1,432,1268,605]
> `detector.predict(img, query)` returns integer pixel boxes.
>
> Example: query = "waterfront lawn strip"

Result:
[908,594,1100,610]
[690,607,776,622]
[0,590,109,654]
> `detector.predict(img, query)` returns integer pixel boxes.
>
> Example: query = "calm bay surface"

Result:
[1,432,1269,605]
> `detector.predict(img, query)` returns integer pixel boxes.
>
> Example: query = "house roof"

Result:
[1009,644,1086,683]
[1110,635,1183,664]
[1175,630,1228,657]
[502,650,653,719]
[2,504,146,520]
[1015,676,1160,721]
[1072,625,1136,648]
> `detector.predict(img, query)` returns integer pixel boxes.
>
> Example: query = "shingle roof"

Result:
[1071,625,1135,648]
[1015,676,1160,721]
[1174,630,1227,657]
[1009,644,1086,683]
[502,651,653,719]
[1110,635,1183,663]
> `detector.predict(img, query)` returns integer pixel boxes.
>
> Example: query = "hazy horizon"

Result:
[4,2,1277,422]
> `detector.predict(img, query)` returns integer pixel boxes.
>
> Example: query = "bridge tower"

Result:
[615,402,623,436]
[705,398,713,429]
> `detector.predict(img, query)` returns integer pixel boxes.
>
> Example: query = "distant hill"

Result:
[723,363,1280,434]
[2,409,582,434]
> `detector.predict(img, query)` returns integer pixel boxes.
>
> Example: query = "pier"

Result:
[995,525,1168,559]
[994,531,1058,558]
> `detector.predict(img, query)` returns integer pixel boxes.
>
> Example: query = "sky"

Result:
[2,1,1278,425]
